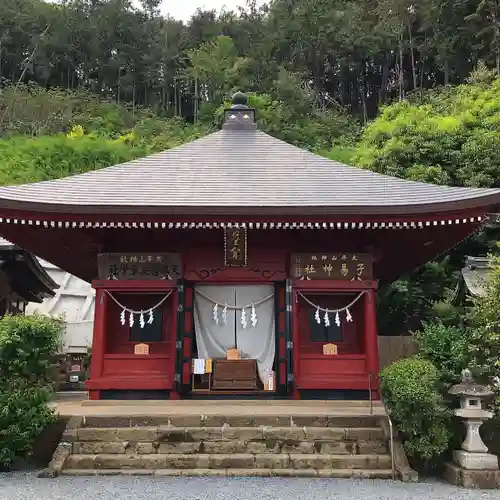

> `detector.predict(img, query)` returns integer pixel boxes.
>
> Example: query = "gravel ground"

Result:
[1,471,499,500]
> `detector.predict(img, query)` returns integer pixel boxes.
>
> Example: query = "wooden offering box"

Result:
[212,359,258,390]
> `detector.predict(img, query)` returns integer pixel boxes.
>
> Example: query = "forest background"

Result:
[1,0,500,335]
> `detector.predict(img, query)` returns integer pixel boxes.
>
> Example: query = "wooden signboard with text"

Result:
[323,343,338,355]
[224,228,247,267]
[98,253,182,280]
[134,343,150,355]
[290,253,373,281]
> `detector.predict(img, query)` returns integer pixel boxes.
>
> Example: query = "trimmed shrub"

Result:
[0,314,64,389]
[380,358,453,471]
[0,387,56,469]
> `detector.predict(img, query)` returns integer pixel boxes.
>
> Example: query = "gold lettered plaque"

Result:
[323,343,338,356]
[134,343,150,355]
[224,228,247,267]
[97,252,182,280]
[290,253,374,281]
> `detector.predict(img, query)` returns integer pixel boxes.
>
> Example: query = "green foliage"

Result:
[185,36,252,106]
[0,83,360,187]
[143,119,210,152]
[0,314,63,389]
[414,321,472,386]
[383,251,500,472]
[0,134,148,185]
[468,252,500,437]
[0,387,55,469]
[324,147,358,165]
[0,314,61,469]
[468,253,500,381]
[376,258,459,335]
[355,78,500,188]
[380,358,453,469]
[1,0,500,126]
[0,85,171,139]
[360,77,500,336]
[213,91,359,150]
[466,61,499,84]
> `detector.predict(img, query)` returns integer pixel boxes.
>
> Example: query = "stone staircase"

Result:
[49,408,398,478]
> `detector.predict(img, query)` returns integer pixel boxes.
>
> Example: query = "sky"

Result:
[131,0,266,22]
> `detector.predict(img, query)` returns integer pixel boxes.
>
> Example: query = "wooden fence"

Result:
[377,335,417,371]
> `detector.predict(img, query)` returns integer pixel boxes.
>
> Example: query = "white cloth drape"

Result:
[193,284,275,384]
[194,285,237,362]
[235,285,275,384]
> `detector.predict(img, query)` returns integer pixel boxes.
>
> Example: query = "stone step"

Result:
[74,426,385,443]
[61,468,395,478]
[65,453,392,470]
[82,399,383,407]
[81,414,381,429]
[73,439,387,455]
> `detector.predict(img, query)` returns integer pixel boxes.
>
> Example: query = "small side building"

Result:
[0,237,58,316]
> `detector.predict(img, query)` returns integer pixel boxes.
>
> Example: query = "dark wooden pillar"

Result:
[292,286,300,400]
[88,288,107,400]
[364,289,379,394]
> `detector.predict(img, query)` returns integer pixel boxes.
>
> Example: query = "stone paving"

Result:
[2,470,499,500]
[50,398,387,418]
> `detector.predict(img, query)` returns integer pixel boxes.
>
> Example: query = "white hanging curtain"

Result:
[193,284,275,384]
[194,285,236,361]
[235,285,275,384]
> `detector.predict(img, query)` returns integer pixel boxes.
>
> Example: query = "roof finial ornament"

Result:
[231,92,248,107]
[223,91,256,129]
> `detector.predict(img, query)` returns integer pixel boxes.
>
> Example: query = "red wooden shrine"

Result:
[84,245,380,400]
[0,92,498,401]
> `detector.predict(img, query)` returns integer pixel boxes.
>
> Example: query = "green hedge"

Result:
[0,314,64,388]
[380,357,453,471]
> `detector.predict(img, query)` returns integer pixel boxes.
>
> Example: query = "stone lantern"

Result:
[444,368,500,488]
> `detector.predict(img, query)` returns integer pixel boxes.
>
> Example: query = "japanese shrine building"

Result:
[0,93,499,401]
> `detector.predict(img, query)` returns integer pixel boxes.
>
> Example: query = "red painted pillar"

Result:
[364,289,379,394]
[88,288,107,400]
[169,290,180,400]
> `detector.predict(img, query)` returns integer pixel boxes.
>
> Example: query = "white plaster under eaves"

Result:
[25,259,94,354]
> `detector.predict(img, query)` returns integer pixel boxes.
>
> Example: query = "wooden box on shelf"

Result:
[212,359,258,390]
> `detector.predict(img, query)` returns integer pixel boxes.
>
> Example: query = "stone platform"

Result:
[51,398,387,418]
[444,462,500,489]
[41,399,417,479]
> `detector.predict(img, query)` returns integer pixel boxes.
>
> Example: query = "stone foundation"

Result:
[444,462,500,489]
[42,408,412,479]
